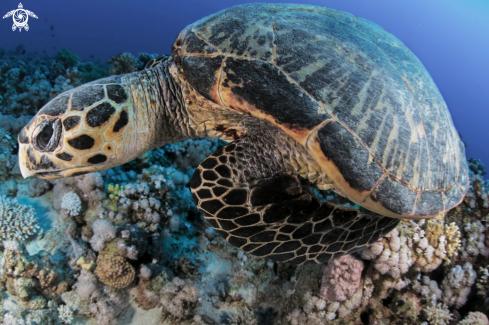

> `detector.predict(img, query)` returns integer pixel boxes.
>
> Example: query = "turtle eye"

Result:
[33,119,61,152]
[37,124,53,149]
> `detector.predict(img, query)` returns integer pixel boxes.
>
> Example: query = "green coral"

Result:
[108,52,139,75]
[55,49,79,69]
[79,61,109,83]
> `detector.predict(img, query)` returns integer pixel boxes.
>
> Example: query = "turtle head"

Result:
[18,77,143,179]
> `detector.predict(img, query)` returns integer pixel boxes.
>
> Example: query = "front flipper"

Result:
[190,133,399,265]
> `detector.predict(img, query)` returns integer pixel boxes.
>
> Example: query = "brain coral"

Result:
[94,254,135,289]
[0,195,39,244]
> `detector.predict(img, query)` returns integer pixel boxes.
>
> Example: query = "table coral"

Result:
[94,254,135,289]
[0,195,39,244]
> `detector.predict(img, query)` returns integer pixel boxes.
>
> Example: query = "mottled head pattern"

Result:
[19,76,132,179]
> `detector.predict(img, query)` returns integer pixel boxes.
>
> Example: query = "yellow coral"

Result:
[76,256,95,271]
[107,183,123,200]
[107,183,124,210]
[444,222,461,261]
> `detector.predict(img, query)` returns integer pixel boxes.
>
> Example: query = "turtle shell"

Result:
[172,3,469,218]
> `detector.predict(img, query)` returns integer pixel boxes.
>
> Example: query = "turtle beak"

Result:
[20,159,37,178]
[18,142,37,178]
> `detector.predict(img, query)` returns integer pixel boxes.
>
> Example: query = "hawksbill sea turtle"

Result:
[2,3,38,32]
[18,3,469,264]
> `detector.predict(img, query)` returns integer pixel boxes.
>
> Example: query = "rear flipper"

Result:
[190,132,399,265]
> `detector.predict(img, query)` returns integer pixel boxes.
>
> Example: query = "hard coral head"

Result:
[19,77,132,179]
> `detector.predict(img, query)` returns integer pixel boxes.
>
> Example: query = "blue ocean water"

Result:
[1,0,488,174]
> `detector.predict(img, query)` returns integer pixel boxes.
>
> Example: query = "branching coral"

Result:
[286,292,340,324]
[462,221,489,258]
[3,46,489,325]
[319,254,363,303]
[441,262,477,308]
[476,265,489,297]
[88,297,128,325]
[160,277,199,319]
[227,308,259,325]
[412,274,442,302]
[58,304,74,324]
[423,302,452,325]
[362,214,459,282]
[361,227,413,279]
[0,195,39,244]
[459,312,489,325]
[52,172,106,213]
[130,280,160,310]
[75,269,99,300]
[89,219,116,252]
[444,222,461,260]
[60,191,82,217]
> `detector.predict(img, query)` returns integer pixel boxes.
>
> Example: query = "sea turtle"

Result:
[18,3,469,264]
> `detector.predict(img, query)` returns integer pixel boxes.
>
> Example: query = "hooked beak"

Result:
[19,160,37,178]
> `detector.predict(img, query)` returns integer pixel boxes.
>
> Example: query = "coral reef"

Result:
[94,254,135,289]
[319,254,363,303]
[60,191,82,217]
[1,49,488,324]
[0,195,39,244]
[108,52,139,75]
[160,277,199,319]
[459,312,489,325]
[0,47,108,117]
[58,304,74,324]
[107,52,162,75]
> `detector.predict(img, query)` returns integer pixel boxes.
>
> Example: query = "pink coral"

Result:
[319,254,364,303]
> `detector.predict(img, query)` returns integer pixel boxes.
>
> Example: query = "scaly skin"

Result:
[18,60,196,179]
[18,58,332,189]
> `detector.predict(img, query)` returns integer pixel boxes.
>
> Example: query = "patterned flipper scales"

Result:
[189,131,399,265]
